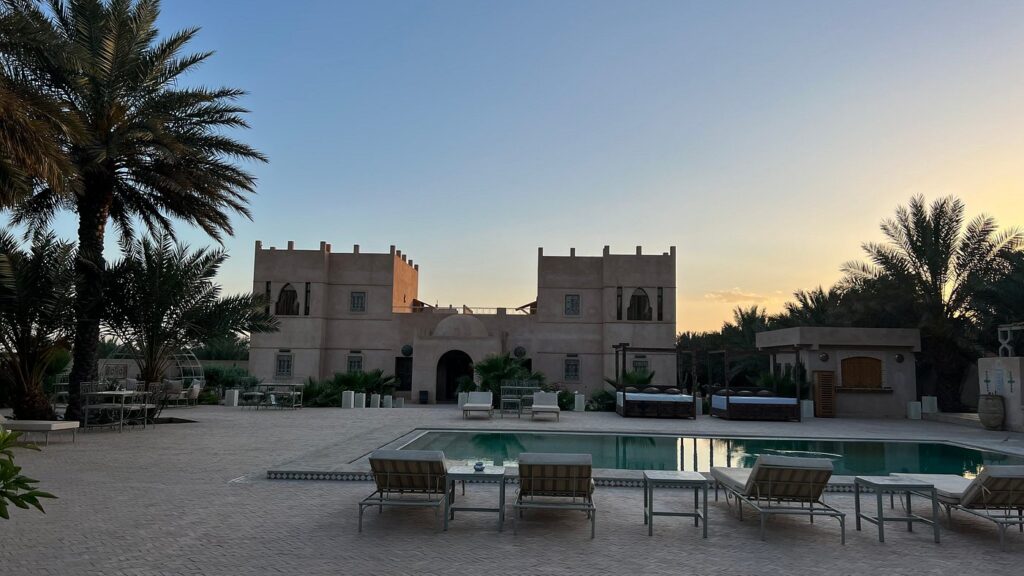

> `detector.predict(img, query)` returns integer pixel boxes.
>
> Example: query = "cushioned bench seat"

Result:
[1,420,79,445]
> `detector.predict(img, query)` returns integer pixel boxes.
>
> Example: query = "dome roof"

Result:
[433,314,488,338]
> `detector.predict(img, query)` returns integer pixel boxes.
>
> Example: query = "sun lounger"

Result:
[462,391,494,419]
[512,452,596,538]
[711,454,845,543]
[529,392,561,421]
[359,450,449,532]
[0,414,79,445]
[892,466,1024,549]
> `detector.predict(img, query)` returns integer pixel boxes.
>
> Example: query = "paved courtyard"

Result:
[3,405,1024,575]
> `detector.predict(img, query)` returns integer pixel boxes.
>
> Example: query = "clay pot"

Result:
[978,394,1005,430]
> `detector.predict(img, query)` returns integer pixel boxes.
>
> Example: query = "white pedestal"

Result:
[382,395,393,408]
[354,393,366,408]
[341,390,354,409]
[921,396,938,414]
[978,357,1023,432]
[458,392,468,407]
[801,400,815,419]
[224,389,239,407]
[573,393,585,412]
[907,401,922,420]
[369,394,381,408]
[695,397,704,416]
[395,398,405,408]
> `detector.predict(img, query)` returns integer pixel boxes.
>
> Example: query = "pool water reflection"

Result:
[401,431,1024,477]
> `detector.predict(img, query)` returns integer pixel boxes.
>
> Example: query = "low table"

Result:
[643,470,709,538]
[854,476,940,543]
[446,465,507,531]
[1,420,79,445]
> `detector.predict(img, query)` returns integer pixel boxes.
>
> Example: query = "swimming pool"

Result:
[400,431,1024,477]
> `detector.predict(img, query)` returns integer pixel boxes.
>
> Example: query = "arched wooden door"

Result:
[840,357,882,388]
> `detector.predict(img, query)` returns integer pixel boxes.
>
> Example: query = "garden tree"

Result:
[102,234,277,384]
[974,251,1024,352]
[0,0,266,420]
[0,0,77,204]
[473,353,545,401]
[841,195,1022,409]
[0,230,74,420]
[191,334,249,361]
[603,369,655,389]
[722,305,772,349]
[771,286,846,328]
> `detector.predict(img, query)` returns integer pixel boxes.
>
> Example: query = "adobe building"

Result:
[249,242,677,403]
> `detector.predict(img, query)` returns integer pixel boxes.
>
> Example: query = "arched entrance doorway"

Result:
[436,350,473,403]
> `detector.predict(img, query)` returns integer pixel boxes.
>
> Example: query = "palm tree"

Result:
[603,369,656,389]
[775,286,846,327]
[0,1,266,420]
[842,195,1023,408]
[0,229,75,420]
[102,234,276,384]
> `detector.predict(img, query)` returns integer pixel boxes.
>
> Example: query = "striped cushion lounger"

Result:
[359,450,450,532]
[512,452,596,538]
[711,454,846,543]
[892,465,1024,550]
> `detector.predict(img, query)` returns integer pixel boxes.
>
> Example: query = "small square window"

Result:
[347,355,363,373]
[631,359,649,373]
[350,291,366,312]
[275,354,293,378]
[564,294,581,316]
[564,358,580,381]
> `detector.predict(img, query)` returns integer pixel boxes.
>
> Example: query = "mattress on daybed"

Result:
[619,392,694,404]
[711,395,798,410]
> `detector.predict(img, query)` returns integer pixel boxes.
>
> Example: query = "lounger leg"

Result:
[591,508,596,539]
[643,481,648,526]
[809,501,814,523]
[906,491,913,532]
[877,491,885,542]
[840,515,846,545]
[854,482,862,531]
[999,524,1006,551]
[358,504,364,533]
[44,432,49,446]
[693,486,699,527]
[702,484,708,538]
[1018,509,1022,532]
[930,488,939,544]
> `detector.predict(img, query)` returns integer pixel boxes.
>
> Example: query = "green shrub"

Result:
[586,390,616,411]
[203,365,257,392]
[556,390,575,410]
[455,375,477,393]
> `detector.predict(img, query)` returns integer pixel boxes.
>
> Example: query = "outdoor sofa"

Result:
[711,454,845,543]
[892,466,1024,550]
[512,452,596,538]
[710,388,800,421]
[359,449,449,532]
[616,386,696,419]
[462,391,494,419]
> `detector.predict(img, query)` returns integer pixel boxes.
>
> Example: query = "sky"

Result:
[35,0,1024,332]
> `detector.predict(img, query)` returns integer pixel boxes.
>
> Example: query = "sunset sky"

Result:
[40,0,1024,332]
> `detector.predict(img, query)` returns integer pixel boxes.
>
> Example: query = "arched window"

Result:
[275,283,299,315]
[626,288,652,321]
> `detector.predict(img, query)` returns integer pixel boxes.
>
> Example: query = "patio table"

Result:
[83,390,151,432]
[644,471,709,538]
[854,476,940,543]
[446,465,507,531]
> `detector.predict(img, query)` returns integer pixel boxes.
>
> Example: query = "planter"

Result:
[921,396,938,414]
[695,396,704,416]
[382,395,393,408]
[369,393,381,408]
[395,397,405,408]
[458,392,468,407]
[354,392,366,408]
[573,393,585,412]
[341,390,354,409]
[800,400,815,419]
[978,394,1005,430]
[224,389,240,407]
[906,401,922,420]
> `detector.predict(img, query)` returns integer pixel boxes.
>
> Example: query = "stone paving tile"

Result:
[2,406,1023,576]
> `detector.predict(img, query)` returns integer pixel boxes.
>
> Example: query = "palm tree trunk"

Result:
[65,187,110,422]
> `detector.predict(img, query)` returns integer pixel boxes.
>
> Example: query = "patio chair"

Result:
[530,391,561,421]
[512,452,596,538]
[711,454,845,543]
[892,466,1024,550]
[359,450,449,532]
[462,391,494,419]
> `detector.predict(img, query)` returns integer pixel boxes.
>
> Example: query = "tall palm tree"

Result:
[103,234,276,384]
[0,229,75,420]
[0,1,266,419]
[842,195,1023,408]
